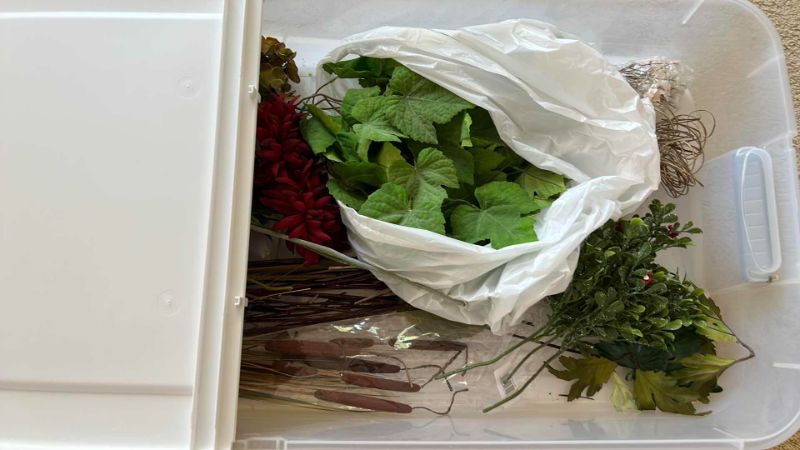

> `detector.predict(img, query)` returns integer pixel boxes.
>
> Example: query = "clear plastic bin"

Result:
[1,1,797,449]
[235,0,800,448]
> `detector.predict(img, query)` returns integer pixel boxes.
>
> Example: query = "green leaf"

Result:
[352,122,405,144]
[300,116,337,156]
[376,142,405,169]
[469,107,505,147]
[450,181,540,249]
[672,353,734,403]
[335,131,360,161]
[461,112,473,147]
[351,96,406,145]
[388,148,459,198]
[322,57,400,89]
[359,183,446,234]
[341,86,380,125]
[385,66,473,144]
[329,161,386,190]
[306,103,342,134]
[672,328,716,357]
[673,354,734,385]
[327,179,365,209]
[694,315,737,343]
[549,356,618,401]
[595,341,675,372]
[610,372,636,413]
[633,370,701,415]
[515,165,567,199]
[440,144,475,186]
[472,146,506,185]
[436,111,471,147]
[355,135,372,162]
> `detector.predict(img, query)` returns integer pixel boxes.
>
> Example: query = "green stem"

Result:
[501,334,559,384]
[482,349,565,413]
[436,325,552,380]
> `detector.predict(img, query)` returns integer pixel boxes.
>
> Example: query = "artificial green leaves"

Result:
[537,201,747,415]
[451,182,540,248]
[310,57,567,247]
[360,182,447,234]
[549,356,618,401]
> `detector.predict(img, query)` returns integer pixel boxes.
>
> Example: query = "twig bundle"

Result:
[656,109,715,197]
[245,258,412,336]
[620,58,716,198]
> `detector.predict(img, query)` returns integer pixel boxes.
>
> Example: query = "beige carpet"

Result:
[753,0,800,154]
[747,2,799,449]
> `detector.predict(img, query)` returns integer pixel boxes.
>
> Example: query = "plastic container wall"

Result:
[239,0,800,448]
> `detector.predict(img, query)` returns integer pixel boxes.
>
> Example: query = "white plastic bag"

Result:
[316,19,659,334]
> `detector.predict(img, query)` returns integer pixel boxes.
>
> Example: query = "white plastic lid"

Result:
[0,1,260,448]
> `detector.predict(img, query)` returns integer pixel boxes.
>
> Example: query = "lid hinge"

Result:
[233,295,249,308]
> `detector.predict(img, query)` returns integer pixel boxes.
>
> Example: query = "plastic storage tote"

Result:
[0,0,797,449]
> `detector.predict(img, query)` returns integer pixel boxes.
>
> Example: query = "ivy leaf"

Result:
[341,86,380,125]
[300,116,337,156]
[388,148,459,198]
[359,182,446,234]
[633,370,701,415]
[329,161,386,191]
[327,179,365,210]
[516,165,567,199]
[450,181,540,249]
[385,67,473,144]
[549,356,618,401]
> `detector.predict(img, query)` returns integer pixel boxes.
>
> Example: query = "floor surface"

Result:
[749,2,799,448]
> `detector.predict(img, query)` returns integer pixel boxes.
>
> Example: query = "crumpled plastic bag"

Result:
[315,19,659,334]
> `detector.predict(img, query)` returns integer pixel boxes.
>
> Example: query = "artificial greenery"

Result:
[300,57,567,248]
[260,37,300,97]
[440,200,752,415]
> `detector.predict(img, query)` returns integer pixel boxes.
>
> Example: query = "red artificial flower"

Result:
[253,95,312,188]
[666,224,679,238]
[642,271,654,287]
[253,94,346,265]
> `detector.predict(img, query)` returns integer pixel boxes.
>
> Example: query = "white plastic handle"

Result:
[735,147,782,281]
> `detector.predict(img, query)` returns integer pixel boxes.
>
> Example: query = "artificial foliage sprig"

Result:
[300,57,568,249]
[438,200,753,415]
[259,37,300,97]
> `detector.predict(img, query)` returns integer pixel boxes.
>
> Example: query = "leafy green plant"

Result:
[300,57,568,248]
[439,200,753,414]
